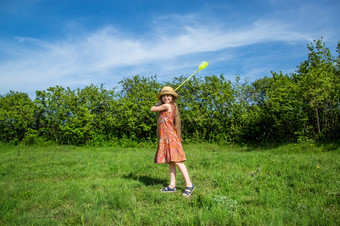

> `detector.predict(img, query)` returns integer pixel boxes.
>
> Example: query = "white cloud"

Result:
[0,14,319,97]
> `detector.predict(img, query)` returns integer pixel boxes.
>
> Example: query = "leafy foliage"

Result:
[0,91,35,144]
[0,39,339,145]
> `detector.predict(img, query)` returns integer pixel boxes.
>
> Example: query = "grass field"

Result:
[0,143,339,225]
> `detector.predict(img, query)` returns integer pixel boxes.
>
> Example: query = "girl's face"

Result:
[162,94,173,104]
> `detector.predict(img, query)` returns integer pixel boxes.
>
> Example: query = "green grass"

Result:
[0,143,339,225]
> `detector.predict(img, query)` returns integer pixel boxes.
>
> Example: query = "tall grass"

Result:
[0,143,339,225]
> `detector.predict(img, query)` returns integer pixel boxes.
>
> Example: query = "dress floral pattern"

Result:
[154,106,186,163]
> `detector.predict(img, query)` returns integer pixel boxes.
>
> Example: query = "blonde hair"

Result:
[157,96,182,140]
[172,101,182,140]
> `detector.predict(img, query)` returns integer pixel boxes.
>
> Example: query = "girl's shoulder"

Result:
[163,103,172,112]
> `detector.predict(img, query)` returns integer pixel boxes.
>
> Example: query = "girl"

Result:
[150,86,195,198]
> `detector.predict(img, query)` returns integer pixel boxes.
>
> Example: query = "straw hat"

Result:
[156,86,178,100]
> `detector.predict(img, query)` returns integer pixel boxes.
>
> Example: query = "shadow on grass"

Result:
[123,173,167,186]
[240,140,340,152]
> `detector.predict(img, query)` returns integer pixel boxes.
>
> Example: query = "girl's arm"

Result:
[150,102,171,112]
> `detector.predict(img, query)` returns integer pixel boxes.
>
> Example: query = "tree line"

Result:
[1,39,339,145]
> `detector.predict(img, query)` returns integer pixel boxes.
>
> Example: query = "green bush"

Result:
[0,39,339,145]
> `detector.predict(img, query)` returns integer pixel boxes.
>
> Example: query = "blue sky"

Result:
[1,0,339,98]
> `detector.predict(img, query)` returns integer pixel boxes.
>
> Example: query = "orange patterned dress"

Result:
[154,106,186,163]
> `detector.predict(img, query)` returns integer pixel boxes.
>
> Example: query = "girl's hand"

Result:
[155,101,162,107]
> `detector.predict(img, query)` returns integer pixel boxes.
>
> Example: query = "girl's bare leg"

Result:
[169,162,176,188]
[175,162,193,187]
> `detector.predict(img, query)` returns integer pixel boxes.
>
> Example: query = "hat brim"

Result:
[156,91,178,100]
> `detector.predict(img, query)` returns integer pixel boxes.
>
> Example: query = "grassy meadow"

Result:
[0,143,339,225]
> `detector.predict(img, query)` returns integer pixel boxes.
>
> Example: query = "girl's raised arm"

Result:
[150,102,171,112]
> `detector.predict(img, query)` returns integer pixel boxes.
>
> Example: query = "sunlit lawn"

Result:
[0,143,339,225]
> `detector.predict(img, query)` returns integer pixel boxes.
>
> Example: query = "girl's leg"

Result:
[176,162,194,197]
[175,162,193,187]
[169,162,176,188]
